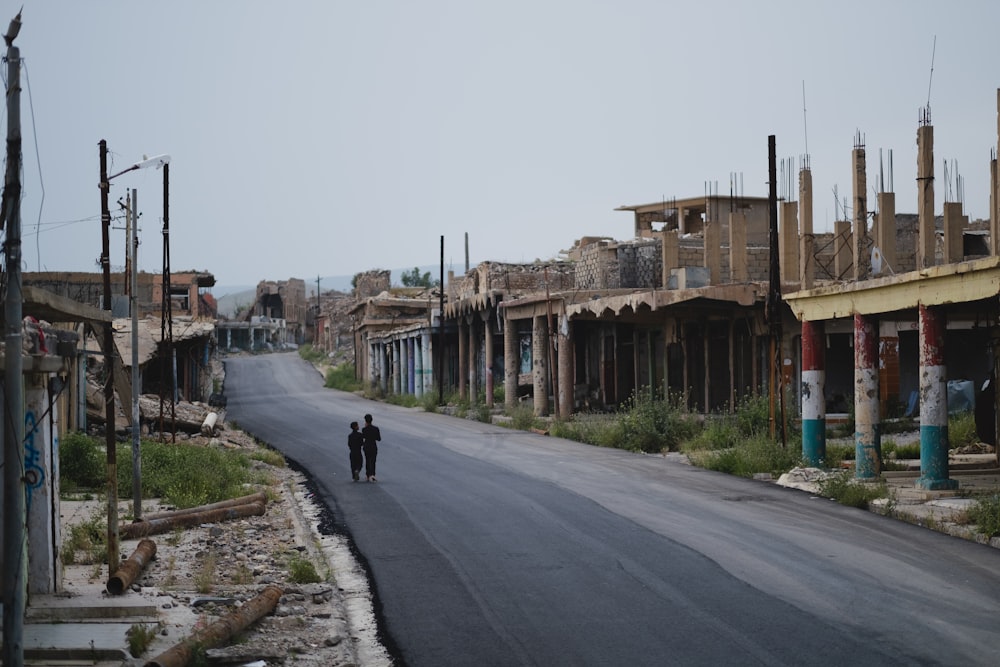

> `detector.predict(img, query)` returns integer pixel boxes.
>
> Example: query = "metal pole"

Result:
[131,188,141,519]
[438,235,444,405]
[2,39,26,667]
[99,139,120,575]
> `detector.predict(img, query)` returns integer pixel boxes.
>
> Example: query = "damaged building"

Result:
[353,90,1000,494]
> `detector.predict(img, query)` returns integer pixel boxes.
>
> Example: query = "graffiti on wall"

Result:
[23,410,46,510]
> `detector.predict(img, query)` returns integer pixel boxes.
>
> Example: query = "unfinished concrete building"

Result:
[354,89,1000,498]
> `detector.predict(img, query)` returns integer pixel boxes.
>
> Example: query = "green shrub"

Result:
[420,391,440,413]
[288,556,322,584]
[60,431,106,491]
[117,440,264,509]
[616,390,699,453]
[507,404,539,431]
[325,363,361,392]
[61,509,107,565]
[817,470,888,509]
[298,344,326,363]
[968,494,1000,537]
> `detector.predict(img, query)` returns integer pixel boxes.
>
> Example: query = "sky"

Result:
[4,0,1000,293]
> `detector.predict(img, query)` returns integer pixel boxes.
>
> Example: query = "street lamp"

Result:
[98,143,170,574]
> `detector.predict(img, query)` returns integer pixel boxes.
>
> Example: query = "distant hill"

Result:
[213,266,445,318]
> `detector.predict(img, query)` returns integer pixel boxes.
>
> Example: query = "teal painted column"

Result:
[801,319,826,466]
[917,304,958,490]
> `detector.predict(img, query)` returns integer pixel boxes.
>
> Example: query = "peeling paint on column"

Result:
[917,304,958,490]
[801,320,826,466]
[854,314,881,478]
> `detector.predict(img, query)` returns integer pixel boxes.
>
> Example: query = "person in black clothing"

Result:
[362,413,381,482]
[347,421,364,482]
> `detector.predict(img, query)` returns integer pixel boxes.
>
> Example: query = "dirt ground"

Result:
[59,426,392,666]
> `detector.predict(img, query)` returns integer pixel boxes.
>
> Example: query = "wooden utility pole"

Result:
[2,14,25,664]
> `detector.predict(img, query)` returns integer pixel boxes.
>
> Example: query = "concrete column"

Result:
[703,221,721,285]
[468,316,479,402]
[414,335,424,398]
[917,305,958,490]
[408,337,416,395]
[834,220,853,279]
[504,312,518,410]
[854,313,881,479]
[400,337,409,395]
[458,318,467,401]
[943,201,964,264]
[729,211,748,282]
[799,167,814,289]
[392,341,402,395]
[801,320,826,467]
[876,192,896,274]
[533,315,549,416]
[917,123,936,270]
[421,331,433,397]
[25,375,60,594]
[853,145,869,280]
[484,314,494,408]
[558,317,573,420]
[779,201,799,284]
[379,343,389,394]
[662,230,679,287]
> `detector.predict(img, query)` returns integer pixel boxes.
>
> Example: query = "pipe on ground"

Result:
[142,492,267,522]
[144,584,283,667]
[107,538,157,595]
[121,502,266,539]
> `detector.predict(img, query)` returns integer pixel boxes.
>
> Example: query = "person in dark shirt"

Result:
[347,421,364,482]
[361,413,381,482]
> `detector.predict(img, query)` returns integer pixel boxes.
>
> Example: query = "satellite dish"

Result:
[871,246,883,276]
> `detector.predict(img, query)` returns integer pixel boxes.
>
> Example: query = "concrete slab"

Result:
[22,622,133,662]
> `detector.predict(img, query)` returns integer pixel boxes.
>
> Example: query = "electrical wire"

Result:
[22,59,45,273]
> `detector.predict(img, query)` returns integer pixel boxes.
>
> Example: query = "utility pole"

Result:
[2,12,25,664]
[159,163,175,442]
[99,140,120,578]
[131,189,142,519]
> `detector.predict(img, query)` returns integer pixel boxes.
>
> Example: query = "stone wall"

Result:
[353,270,391,299]
[453,261,576,298]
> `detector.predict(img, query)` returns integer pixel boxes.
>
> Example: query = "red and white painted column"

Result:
[917,304,958,490]
[854,313,881,479]
[801,320,826,466]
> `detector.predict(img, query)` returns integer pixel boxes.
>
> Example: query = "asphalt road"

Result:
[225,352,1000,667]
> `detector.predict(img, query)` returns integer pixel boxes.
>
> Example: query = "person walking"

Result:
[362,413,381,482]
[347,421,364,482]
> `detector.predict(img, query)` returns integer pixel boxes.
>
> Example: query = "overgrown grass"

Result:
[685,435,804,477]
[60,431,106,492]
[949,410,979,448]
[968,494,1000,537]
[127,623,160,658]
[298,344,327,364]
[385,393,419,408]
[287,556,322,584]
[325,362,362,392]
[817,470,889,509]
[61,432,271,509]
[61,508,107,565]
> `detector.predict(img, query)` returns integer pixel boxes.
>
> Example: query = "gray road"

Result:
[225,352,1000,666]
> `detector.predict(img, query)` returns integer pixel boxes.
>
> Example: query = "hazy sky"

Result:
[6,1,1000,291]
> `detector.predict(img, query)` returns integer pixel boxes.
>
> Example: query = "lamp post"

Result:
[98,145,169,572]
